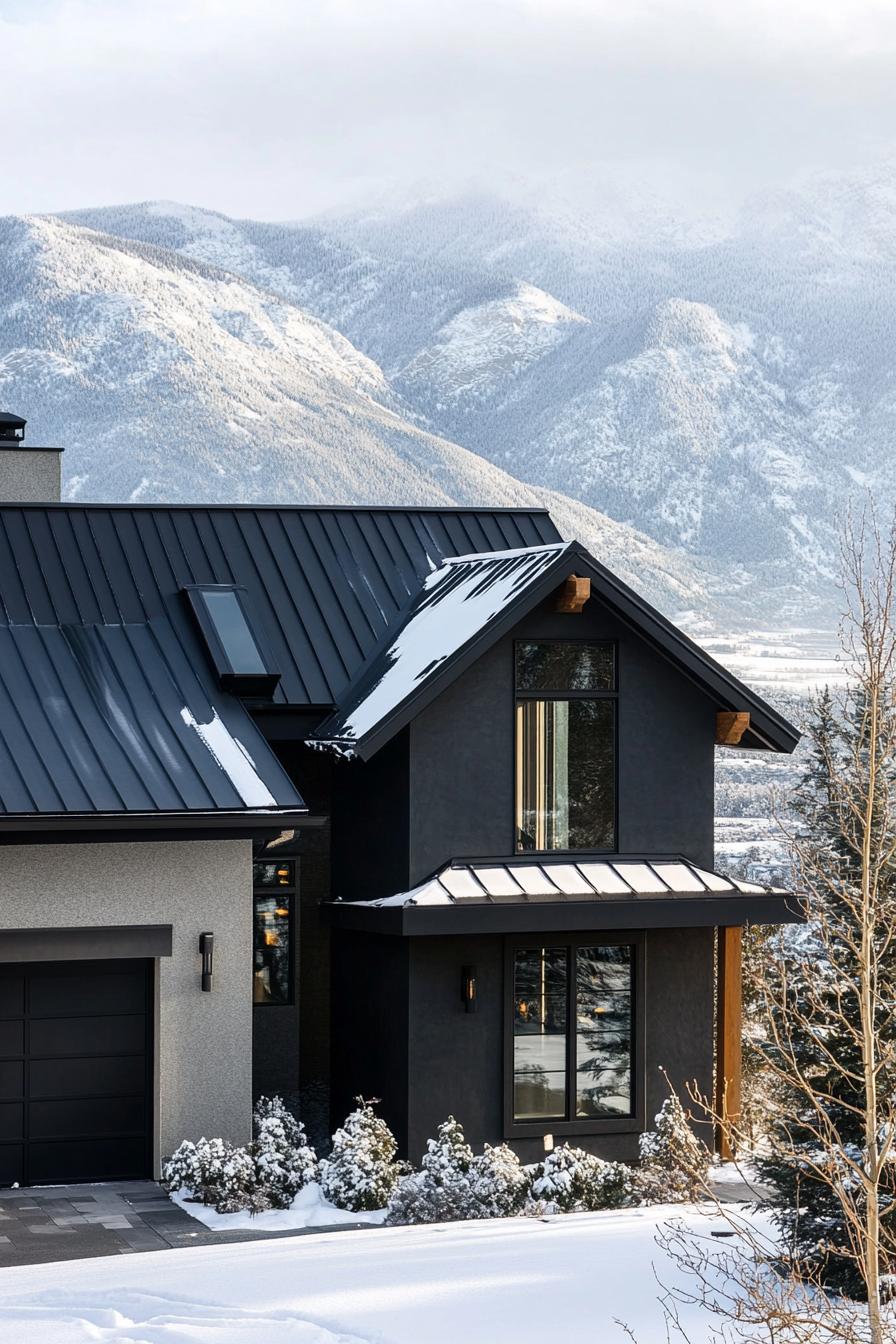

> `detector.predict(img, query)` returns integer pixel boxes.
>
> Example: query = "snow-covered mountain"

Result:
[0,211,731,618]
[62,166,896,628]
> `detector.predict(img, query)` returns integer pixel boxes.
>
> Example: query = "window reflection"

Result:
[512,943,634,1124]
[513,947,567,1120]
[575,945,633,1117]
[253,894,292,1004]
[516,699,614,851]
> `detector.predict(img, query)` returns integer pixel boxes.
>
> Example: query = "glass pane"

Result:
[200,589,266,674]
[252,860,295,888]
[253,893,292,1004]
[516,642,614,692]
[516,699,615,850]
[513,948,567,1120]
[575,945,633,1117]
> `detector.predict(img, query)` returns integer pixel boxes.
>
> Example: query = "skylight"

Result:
[184,585,280,697]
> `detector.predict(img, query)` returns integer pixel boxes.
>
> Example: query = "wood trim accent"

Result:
[716,925,743,1159]
[554,575,591,613]
[715,711,750,746]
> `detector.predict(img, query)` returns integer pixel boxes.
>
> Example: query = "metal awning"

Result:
[326,855,803,936]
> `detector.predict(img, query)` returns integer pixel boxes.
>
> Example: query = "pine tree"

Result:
[638,1094,711,1204]
[320,1098,403,1212]
[531,1144,636,1212]
[755,685,896,1297]
[252,1096,318,1209]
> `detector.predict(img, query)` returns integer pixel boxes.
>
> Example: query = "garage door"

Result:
[0,959,152,1186]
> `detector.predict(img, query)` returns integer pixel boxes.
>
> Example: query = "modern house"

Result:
[0,413,800,1185]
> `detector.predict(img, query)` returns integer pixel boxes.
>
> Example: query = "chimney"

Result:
[0,413,63,502]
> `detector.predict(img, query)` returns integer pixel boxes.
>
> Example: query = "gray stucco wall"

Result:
[0,450,62,502]
[0,838,253,1173]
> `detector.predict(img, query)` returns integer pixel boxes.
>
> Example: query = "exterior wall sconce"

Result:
[462,966,477,1013]
[199,931,215,991]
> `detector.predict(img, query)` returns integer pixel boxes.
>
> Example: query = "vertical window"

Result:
[252,860,296,1005]
[511,943,634,1125]
[515,642,616,852]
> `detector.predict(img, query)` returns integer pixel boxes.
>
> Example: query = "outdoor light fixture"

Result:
[199,931,215,991]
[462,965,477,1013]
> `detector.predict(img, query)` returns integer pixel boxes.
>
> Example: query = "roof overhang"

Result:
[325,855,805,937]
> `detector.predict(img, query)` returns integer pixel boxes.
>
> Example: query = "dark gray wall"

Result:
[409,596,716,884]
[330,730,410,902]
[330,930,410,1151]
[332,924,716,1165]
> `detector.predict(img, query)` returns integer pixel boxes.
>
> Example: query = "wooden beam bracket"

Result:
[554,575,591,614]
[716,710,750,746]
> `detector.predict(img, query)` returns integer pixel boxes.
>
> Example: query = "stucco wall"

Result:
[0,450,62,502]
[0,838,253,1172]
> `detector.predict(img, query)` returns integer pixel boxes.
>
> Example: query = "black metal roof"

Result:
[0,613,306,828]
[0,505,559,708]
[0,504,558,826]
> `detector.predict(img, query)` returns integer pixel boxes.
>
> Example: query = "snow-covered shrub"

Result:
[638,1093,711,1203]
[388,1120,532,1224]
[320,1097,403,1212]
[387,1117,480,1224]
[252,1095,318,1207]
[531,1144,636,1213]
[161,1136,261,1213]
[469,1143,531,1217]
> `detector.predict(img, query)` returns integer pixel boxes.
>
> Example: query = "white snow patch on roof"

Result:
[180,706,277,808]
[318,543,570,745]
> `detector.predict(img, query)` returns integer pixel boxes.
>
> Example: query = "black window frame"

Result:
[183,584,281,698]
[503,932,645,1139]
[513,639,619,855]
[252,859,297,1008]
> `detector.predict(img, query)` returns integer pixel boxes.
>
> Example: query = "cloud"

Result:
[2,0,895,218]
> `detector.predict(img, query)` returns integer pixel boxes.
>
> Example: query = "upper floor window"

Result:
[515,641,615,852]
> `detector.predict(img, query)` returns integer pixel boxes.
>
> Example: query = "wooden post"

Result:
[715,711,750,746]
[716,925,743,1160]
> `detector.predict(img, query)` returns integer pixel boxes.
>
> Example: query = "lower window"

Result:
[252,860,295,1006]
[511,942,635,1124]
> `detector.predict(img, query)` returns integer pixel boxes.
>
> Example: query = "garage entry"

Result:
[0,959,153,1186]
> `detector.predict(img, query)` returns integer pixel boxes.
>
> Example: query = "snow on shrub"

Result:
[320,1097,403,1212]
[638,1093,711,1203]
[388,1120,532,1224]
[162,1095,318,1214]
[161,1136,262,1214]
[469,1143,531,1217]
[252,1096,318,1208]
[387,1117,480,1224]
[531,1144,636,1213]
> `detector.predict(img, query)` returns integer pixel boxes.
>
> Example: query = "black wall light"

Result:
[199,932,215,991]
[462,965,477,1013]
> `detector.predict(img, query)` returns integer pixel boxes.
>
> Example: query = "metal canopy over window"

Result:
[326,855,802,936]
[184,585,281,698]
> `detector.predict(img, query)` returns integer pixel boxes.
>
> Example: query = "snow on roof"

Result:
[354,856,790,909]
[311,542,571,751]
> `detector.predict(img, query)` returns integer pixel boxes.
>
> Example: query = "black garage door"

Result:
[0,959,152,1185]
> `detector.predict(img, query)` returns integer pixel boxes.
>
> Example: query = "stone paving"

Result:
[0,1180,330,1266]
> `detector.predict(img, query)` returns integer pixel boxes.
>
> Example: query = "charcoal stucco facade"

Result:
[328,592,720,1161]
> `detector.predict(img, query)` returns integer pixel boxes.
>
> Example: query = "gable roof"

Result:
[310,540,800,758]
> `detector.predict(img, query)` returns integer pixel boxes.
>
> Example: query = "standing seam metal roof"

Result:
[0,506,560,708]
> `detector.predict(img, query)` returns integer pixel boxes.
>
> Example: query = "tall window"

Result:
[515,642,615,851]
[512,942,634,1125]
[252,860,296,1005]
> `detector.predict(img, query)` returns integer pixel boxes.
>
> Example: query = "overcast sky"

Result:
[2,0,895,220]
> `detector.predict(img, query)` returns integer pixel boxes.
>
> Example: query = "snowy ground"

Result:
[0,1204,765,1344]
